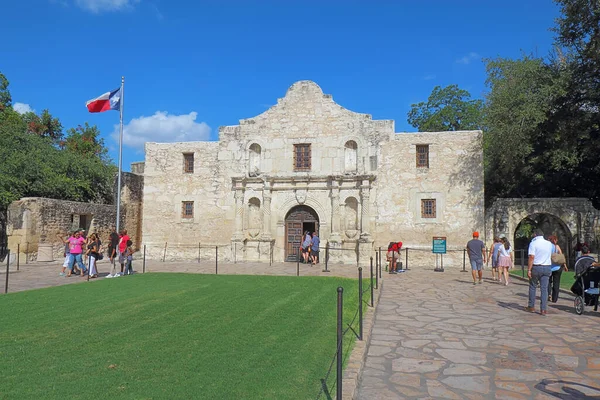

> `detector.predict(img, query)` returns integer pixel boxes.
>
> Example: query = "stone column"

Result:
[360,180,371,237]
[330,180,342,243]
[233,188,245,241]
[262,182,272,240]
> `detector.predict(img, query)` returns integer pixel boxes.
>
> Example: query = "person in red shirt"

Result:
[387,241,402,274]
[116,229,130,277]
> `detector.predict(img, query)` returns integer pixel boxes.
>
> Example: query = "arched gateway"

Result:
[285,205,319,261]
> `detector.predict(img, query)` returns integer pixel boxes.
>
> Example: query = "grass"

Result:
[0,273,364,400]
[510,267,576,290]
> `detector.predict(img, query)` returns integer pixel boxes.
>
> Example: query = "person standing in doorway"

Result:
[526,228,553,315]
[466,232,486,285]
[311,232,320,265]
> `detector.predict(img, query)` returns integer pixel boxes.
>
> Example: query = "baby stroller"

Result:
[571,255,600,315]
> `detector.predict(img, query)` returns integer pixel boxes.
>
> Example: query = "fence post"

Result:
[462,249,466,272]
[198,242,201,263]
[323,242,330,273]
[358,267,363,341]
[5,250,10,294]
[336,287,343,400]
[378,247,383,272]
[405,248,409,270]
[375,251,378,275]
[373,256,377,289]
[162,242,167,262]
[215,246,218,275]
[297,248,300,277]
[143,245,146,273]
[16,244,20,271]
[25,242,29,264]
[370,258,374,307]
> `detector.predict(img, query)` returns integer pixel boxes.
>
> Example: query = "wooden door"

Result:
[284,205,319,261]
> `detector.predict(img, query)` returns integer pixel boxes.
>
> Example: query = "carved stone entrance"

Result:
[285,205,319,261]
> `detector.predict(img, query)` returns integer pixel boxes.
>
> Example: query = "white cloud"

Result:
[115,111,211,150]
[74,0,140,13]
[13,102,34,114]
[456,52,481,65]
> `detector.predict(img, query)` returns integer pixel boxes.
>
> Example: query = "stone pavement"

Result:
[357,268,600,399]
[0,258,363,293]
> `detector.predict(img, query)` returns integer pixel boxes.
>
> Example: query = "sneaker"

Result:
[478,280,483,284]
[106,274,113,279]
[59,272,66,276]
[473,281,477,285]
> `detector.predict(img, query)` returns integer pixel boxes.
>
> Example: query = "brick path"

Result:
[357,268,600,399]
[0,258,363,293]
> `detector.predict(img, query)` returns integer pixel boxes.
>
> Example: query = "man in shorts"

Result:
[467,232,486,285]
[310,231,320,265]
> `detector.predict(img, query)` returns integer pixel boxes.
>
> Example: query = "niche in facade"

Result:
[249,143,261,177]
[247,197,262,237]
[344,140,358,173]
[344,197,359,236]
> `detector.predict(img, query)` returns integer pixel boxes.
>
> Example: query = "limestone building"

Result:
[141,81,484,265]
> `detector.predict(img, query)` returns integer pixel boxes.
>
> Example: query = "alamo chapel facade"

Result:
[141,80,484,265]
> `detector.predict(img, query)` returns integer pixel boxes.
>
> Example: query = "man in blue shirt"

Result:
[311,232,320,265]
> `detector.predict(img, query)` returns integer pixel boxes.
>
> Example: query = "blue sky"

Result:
[3,0,559,171]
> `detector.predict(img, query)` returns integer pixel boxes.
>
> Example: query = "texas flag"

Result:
[86,88,121,113]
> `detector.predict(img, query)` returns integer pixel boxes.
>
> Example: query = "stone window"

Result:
[416,145,429,168]
[294,143,311,171]
[421,199,436,218]
[370,155,378,171]
[344,140,358,173]
[344,197,359,231]
[249,143,261,176]
[183,153,194,173]
[181,201,194,218]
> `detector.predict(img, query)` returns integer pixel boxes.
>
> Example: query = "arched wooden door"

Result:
[285,205,319,261]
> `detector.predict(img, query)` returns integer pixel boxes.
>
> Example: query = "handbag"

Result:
[551,253,566,265]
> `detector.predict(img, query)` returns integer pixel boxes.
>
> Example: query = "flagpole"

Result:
[116,76,124,235]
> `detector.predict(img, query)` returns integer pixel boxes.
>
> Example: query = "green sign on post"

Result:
[432,237,447,254]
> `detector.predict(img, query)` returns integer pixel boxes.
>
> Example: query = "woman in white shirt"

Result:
[498,237,513,285]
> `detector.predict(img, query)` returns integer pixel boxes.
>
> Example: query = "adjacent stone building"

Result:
[141,81,485,266]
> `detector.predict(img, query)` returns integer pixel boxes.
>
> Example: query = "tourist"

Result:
[387,242,400,274]
[487,237,502,281]
[466,232,486,285]
[311,231,320,265]
[116,229,130,277]
[86,233,100,279]
[56,232,73,276]
[548,235,567,303]
[108,227,119,263]
[526,228,553,315]
[67,231,87,277]
[497,237,513,285]
[301,231,312,264]
[124,239,134,275]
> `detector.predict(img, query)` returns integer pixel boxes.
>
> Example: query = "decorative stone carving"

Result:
[295,189,307,205]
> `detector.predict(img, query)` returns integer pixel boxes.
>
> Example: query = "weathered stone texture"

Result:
[142,81,485,263]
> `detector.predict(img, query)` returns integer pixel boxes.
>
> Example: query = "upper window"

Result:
[249,143,261,176]
[182,201,194,218]
[294,144,311,171]
[344,140,358,173]
[421,199,436,218]
[183,153,194,173]
[416,145,429,168]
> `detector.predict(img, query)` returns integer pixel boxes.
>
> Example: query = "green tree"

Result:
[407,85,484,132]
[62,123,111,162]
[0,72,11,111]
[21,109,63,141]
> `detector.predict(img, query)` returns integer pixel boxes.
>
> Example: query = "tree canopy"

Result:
[407,85,484,132]
[0,73,117,209]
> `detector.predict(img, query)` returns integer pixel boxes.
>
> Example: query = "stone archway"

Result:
[486,198,600,261]
[284,205,319,261]
[513,213,573,265]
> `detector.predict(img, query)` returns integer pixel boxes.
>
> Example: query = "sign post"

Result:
[433,236,446,272]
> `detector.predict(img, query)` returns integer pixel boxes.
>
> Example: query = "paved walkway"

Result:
[357,268,600,399]
[0,258,363,293]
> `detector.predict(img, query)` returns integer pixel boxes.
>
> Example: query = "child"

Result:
[124,240,134,275]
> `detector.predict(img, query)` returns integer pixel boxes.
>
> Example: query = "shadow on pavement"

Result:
[535,378,600,399]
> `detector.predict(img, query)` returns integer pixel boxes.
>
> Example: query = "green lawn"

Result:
[0,273,363,399]
[510,268,576,290]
